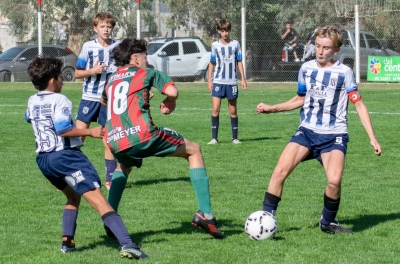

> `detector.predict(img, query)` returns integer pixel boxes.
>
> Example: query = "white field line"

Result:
[2,105,400,116]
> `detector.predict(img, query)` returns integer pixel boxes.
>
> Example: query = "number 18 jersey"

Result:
[103,66,174,154]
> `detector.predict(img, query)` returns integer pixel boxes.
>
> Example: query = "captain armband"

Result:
[348,89,362,103]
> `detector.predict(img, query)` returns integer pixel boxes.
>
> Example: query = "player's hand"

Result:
[242,80,247,90]
[370,139,382,156]
[160,98,176,115]
[256,103,273,114]
[149,92,154,100]
[91,60,107,75]
[208,83,213,93]
[90,126,105,138]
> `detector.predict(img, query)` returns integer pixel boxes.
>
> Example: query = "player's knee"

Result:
[271,166,290,183]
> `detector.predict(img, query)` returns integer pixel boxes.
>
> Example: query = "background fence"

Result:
[1,0,400,82]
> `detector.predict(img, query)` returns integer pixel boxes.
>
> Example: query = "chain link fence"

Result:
[1,0,400,82]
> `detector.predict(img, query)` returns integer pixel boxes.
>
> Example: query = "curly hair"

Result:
[112,38,147,66]
[28,57,63,91]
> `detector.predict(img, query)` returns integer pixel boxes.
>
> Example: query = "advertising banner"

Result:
[367,56,400,82]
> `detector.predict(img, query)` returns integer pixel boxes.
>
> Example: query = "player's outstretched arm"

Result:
[256,95,304,114]
[354,100,382,156]
[60,126,105,139]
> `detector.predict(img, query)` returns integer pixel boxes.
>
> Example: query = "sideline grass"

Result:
[0,82,399,263]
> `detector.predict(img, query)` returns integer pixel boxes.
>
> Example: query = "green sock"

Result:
[108,170,128,213]
[190,168,212,214]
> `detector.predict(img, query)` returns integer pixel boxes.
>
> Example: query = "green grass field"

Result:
[1,81,399,263]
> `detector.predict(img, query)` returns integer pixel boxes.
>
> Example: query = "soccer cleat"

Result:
[320,220,353,234]
[232,139,241,144]
[120,245,149,259]
[104,225,116,239]
[192,210,224,239]
[60,245,76,253]
[208,139,218,145]
[105,182,112,191]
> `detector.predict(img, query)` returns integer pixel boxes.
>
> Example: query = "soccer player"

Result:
[207,19,247,145]
[75,12,119,190]
[256,26,381,234]
[101,38,224,239]
[25,57,148,259]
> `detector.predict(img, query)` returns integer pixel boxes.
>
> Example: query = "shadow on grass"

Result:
[129,218,243,244]
[76,218,243,252]
[210,136,280,144]
[125,176,190,189]
[341,212,400,232]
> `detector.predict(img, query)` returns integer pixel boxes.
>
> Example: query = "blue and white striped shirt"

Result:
[25,92,83,153]
[210,39,242,85]
[76,39,120,101]
[297,60,358,134]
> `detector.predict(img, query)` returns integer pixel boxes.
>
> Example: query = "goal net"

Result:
[334,0,400,17]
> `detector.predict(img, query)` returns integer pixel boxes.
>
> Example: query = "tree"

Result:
[0,0,156,54]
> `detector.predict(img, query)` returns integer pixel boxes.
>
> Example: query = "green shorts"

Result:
[114,126,185,168]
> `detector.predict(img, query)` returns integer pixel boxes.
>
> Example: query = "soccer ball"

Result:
[244,211,278,240]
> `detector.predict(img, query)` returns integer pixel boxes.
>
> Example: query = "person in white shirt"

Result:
[256,26,381,234]
[207,19,247,145]
[75,12,119,190]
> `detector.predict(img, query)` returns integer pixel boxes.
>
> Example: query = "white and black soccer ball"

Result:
[244,210,278,240]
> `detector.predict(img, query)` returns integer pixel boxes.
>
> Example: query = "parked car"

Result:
[335,29,399,78]
[273,29,400,81]
[146,37,210,82]
[0,44,78,82]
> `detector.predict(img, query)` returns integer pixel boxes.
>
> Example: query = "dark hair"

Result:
[112,38,147,66]
[28,57,63,91]
[93,12,116,28]
[217,19,231,31]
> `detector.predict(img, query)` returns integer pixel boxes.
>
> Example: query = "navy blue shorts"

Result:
[76,99,107,126]
[36,148,101,194]
[211,84,238,100]
[289,126,349,164]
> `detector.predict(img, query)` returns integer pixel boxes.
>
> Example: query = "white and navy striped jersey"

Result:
[297,60,358,134]
[210,39,242,85]
[76,39,120,101]
[25,91,83,153]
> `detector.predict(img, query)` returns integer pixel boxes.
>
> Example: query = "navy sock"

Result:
[105,159,117,183]
[320,193,340,225]
[230,116,238,140]
[62,209,78,237]
[102,212,136,248]
[211,116,219,140]
[262,192,281,215]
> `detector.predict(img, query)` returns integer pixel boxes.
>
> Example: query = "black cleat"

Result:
[191,210,224,239]
[60,245,76,253]
[104,225,116,239]
[320,221,353,234]
[120,245,149,259]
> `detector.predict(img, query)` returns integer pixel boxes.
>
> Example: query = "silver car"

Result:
[0,44,78,82]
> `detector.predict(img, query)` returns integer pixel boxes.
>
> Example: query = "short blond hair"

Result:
[93,12,116,28]
[314,26,343,48]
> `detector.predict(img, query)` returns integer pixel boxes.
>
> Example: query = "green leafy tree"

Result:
[0,0,156,54]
